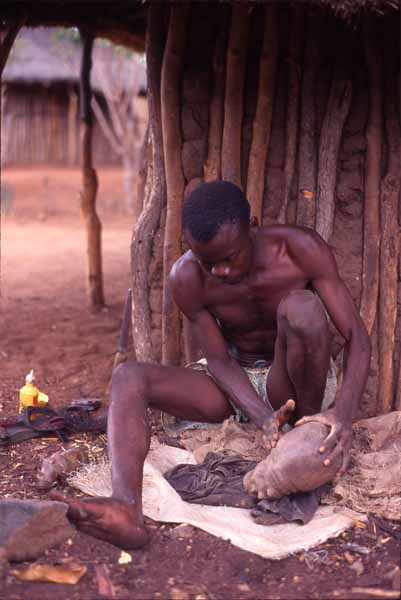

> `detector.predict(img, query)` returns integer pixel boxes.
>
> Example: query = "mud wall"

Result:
[139,4,400,417]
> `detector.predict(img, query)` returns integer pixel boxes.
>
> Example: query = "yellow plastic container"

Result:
[19,370,49,412]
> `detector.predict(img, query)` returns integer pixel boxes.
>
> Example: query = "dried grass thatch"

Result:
[317,0,399,17]
[69,413,401,523]
[68,440,367,560]
[325,415,401,521]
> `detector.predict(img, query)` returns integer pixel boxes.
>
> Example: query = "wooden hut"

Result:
[0,0,400,416]
[1,27,146,166]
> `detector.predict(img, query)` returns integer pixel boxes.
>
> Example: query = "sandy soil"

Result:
[0,168,399,600]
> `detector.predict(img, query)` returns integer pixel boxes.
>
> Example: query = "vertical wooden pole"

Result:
[78,28,105,307]
[278,7,304,224]
[204,21,227,182]
[246,6,278,222]
[396,7,401,411]
[160,5,189,365]
[67,87,78,165]
[296,10,320,229]
[221,4,250,188]
[135,123,149,224]
[360,18,382,337]
[0,22,21,74]
[1,21,22,273]
[378,36,401,413]
[131,5,167,363]
[315,66,352,243]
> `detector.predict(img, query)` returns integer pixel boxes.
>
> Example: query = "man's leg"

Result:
[58,363,232,549]
[266,290,331,420]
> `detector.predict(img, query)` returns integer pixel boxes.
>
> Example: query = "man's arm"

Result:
[292,230,371,470]
[170,257,276,431]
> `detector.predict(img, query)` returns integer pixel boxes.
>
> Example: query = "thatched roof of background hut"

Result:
[0,0,399,48]
[2,27,147,95]
[317,0,399,17]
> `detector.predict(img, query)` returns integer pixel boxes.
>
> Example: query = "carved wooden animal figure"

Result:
[243,422,342,499]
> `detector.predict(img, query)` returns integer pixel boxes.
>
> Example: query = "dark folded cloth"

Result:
[165,452,325,525]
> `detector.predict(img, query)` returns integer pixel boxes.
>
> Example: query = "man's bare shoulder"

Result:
[170,250,205,311]
[257,223,321,246]
[257,224,338,277]
[170,250,202,285]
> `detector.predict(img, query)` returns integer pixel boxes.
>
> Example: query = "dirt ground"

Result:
[0,167,400,600]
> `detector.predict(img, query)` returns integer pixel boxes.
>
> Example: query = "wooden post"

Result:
[135,123,149,224]
[397,8,401,412]
[315,66,352,242]
[0,22,21,74]
[378,39,401,413]
[160,5,189,365]
[131,5,167,363]
[246,6,278,222]
[78,28,105,307]
[67,87,78,165]
[0,20,22,269]
[204,22,227,182]
[296,10,320,229]
[360,18,382,337]
[221,4,250,188]
[278,7,304,224]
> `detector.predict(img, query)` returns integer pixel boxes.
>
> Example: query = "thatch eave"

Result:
[316,0,399,18]
[0,0,399,44]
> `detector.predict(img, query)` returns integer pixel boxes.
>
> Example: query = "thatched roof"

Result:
[317,0,399,17]
[2,27,147,94]
[0,0,399,39]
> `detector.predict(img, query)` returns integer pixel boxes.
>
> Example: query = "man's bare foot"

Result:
[51,492,149,550]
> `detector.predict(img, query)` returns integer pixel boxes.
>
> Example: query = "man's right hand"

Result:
[261,399,295,451]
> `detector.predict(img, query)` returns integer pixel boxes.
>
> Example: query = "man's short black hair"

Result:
[182,180,250,243]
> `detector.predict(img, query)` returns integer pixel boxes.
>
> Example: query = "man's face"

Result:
[186,223,252,284]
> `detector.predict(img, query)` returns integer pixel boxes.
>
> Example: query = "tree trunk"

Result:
[221,4,250,188]
[131,5,166,363]
[315,67,352,242]
[78,29,105,308]
[278,7,304,224]
[246,6,278,222]
[378,42,401,413]
[296,10,320,229]
[360,19,383,337]
[204,22,226,182]
[161,5,189,366]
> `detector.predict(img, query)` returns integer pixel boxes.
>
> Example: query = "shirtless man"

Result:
[57,180,371,549]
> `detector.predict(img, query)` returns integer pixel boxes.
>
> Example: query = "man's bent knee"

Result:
[277,290,329,339]
[111,362,149,400]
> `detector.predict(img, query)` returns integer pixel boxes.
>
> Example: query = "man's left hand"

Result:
[295,408,352,475]
[261,399,296,451]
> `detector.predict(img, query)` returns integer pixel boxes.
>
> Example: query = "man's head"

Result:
[182,181,253,284]
[182,180,250,243]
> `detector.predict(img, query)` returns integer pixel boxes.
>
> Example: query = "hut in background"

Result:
[1,27,147,167]
[0,0,400,417]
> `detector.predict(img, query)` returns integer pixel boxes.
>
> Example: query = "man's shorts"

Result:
[161,357,338,435]
[187,357,338,423]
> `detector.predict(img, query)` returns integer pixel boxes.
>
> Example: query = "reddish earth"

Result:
[0,167,399,599]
